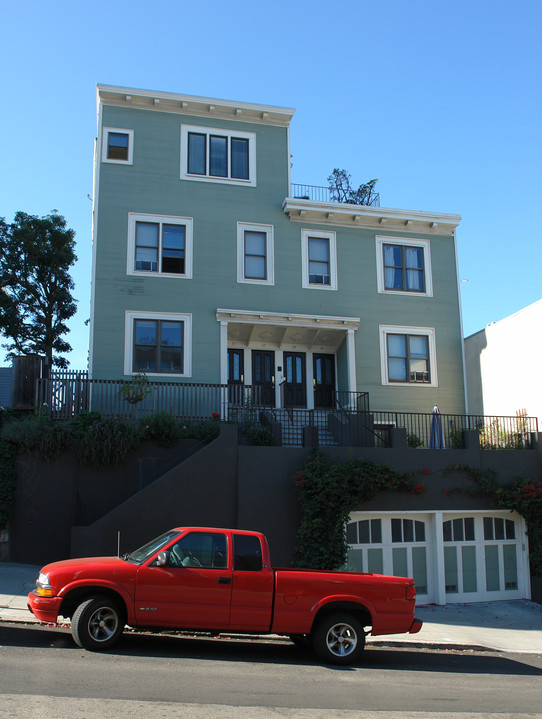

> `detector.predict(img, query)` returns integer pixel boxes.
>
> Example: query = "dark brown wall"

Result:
[8,427,542,568]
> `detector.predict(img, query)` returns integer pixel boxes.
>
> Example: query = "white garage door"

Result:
[347,510,529,605]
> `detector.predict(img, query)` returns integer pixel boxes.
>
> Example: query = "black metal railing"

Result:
[35,377,539,450]
[290,183,380,207]
[372,411,539,450]
[36,377,263,421]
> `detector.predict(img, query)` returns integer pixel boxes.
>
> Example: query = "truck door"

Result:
[135,530,232,629]
[229,533,274,631]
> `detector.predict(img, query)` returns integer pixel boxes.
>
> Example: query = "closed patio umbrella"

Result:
[429,405,446,449]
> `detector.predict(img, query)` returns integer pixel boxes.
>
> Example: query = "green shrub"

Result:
[78,416,140,466]
[139,412,181,447]
[0,416,70,460]
[407,432,424,448]
[70,410,102,438]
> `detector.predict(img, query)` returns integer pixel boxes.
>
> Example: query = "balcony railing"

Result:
[35,377,539,450]
[290,183,380,207]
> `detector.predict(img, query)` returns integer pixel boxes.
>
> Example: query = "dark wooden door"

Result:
[313,354,335,408]
[252,350,275,406]
[283,352,306,407]
[227,349,244,404]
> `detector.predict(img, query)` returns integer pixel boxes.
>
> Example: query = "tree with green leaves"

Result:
[328,168,379,206]
[0,211,77,370]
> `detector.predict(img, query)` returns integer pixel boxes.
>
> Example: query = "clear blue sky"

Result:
[1,0,541,368]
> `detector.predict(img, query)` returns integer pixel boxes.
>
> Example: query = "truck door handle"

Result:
[218,576,231,584]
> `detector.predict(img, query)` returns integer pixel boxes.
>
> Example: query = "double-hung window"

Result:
[124,311,192,377]
[102,127,134,165]
[127,213,193,278]
[301,229,337,290]
[376,236,432,296]
[181,125,256,186]
[379,326,437,386]
[237,223,274,285]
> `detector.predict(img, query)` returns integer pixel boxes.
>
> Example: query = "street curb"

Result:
[0,617,499,653]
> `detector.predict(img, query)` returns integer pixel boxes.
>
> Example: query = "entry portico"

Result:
[217,309,360,409]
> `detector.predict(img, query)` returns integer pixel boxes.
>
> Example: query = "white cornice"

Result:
[216,308,360,330]
[97,84,295,127]
[283,198,461,234]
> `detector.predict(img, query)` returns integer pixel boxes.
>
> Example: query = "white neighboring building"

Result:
[464,299,542,427]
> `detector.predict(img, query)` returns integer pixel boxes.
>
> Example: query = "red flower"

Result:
[212,412,220,419]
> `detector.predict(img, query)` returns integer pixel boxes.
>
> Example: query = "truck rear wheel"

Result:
[311,612,365,665]
[71,596,125,651]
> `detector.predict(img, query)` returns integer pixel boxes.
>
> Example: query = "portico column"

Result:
[219,321,228,417]
[346,329,357,402]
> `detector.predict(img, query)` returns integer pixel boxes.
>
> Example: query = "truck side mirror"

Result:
[155,551,170,567]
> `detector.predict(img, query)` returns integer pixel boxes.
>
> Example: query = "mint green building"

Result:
[90,84,465,415]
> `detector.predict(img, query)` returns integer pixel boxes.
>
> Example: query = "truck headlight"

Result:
[36,572,53,597]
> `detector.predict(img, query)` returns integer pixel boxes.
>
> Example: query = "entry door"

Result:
[283,352,306,408]
[252,350,275,406]
[227,349,244,405]
[313,354,335,408]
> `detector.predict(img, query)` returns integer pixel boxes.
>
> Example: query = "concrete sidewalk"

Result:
[1,562,541,654]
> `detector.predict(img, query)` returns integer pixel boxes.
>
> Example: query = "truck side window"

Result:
[233,534,263,571]
[169,532,227,569]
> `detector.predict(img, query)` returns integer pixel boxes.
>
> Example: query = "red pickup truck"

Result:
[28,527,422,664]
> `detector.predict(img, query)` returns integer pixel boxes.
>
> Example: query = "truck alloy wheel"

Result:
[312,612,365,665]
[71,597,125,651]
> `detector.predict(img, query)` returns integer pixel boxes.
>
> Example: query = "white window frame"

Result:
[180,124,257,187]
[375,236,433,297]
[126,213,193,279]
[236,222,274,285]
[301,229,338,291]
[379,325,438,387]
[124,310,192,377]
[102,127,134,165]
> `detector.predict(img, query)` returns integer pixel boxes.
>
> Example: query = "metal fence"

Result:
[371,411,539,450]
[37,377,263,421]
[290,183,380,207]
[35,377,539,450]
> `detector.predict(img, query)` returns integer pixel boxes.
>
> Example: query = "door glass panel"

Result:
[412,547,427,594]
[371,519,382,543]
[485,545,500,591]
[367,548,383,574]
[392,547,408,578]
[347,549,363,572]
[444,546,458,593]
[346,522,357,544]
[503,544,518,589]
[494,517,505,540]
[462,546,477,593]
[505,520,516,540]
[358,520,370,543]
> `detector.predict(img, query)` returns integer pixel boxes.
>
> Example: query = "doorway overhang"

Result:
[216,308,360,349]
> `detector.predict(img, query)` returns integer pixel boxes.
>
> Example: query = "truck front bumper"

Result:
[27,591,62,623]
[409,617,423,634]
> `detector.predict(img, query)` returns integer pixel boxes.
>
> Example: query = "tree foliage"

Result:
[327,168,379,206]
[0,211,77,369]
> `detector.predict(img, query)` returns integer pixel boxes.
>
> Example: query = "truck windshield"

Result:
[123,530,181,564]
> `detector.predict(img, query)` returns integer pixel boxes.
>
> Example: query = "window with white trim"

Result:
[124,311,192,377]
[301,229,337,290]
[127,213,193,278]
[102,127,134,165]
[237,222,274,285]
[379,325,437,386]
[375,236,432,296]
[180,124,256,186]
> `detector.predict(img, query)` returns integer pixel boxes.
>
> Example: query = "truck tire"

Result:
[311,612,365,665]
[71,596,125,651]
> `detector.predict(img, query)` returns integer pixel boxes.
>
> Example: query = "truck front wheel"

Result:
[71,597,125,651]
[311,612,365,665]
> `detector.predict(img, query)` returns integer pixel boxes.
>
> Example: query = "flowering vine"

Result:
[292,451,425,570]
